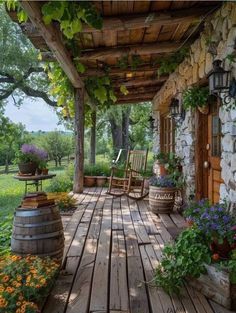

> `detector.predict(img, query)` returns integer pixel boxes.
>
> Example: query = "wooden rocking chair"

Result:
[108,149,149,200]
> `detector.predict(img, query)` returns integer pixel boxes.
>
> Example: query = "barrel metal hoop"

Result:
[13,219,62,228]
[12,230,64,241]
[15,206,58,217]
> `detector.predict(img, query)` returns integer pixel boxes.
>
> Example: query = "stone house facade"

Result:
[152,2,236,204]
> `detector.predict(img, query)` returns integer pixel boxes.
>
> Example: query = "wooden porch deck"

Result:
[43,188,232,313]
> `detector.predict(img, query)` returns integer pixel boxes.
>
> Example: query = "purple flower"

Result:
[211,223,219,230]
[201,212,210,219]
[223,216,230,223]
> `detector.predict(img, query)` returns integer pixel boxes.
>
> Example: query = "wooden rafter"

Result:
[19,1,83,89]
[79,42,182,61]
[82,7,215,33]
[113,78,166,88]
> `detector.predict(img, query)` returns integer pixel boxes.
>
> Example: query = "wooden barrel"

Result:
[149,186,176,214]
[11,205,64,264]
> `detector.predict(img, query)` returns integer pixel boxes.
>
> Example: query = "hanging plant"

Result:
[85,76,117,107]
[5,0,28,23]
[157,48,189,77]
[41,1,103,39]
[117,54,142,70]
[183,86,209,113]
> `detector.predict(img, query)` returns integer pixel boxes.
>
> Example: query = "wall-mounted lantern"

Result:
[208,59,236,104]
[169,97,185,124]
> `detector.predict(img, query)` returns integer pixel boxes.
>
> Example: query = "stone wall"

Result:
[152,2,236,202]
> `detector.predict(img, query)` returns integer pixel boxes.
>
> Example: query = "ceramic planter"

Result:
[149,186,176,214]
[42,168,49,175]
[84,176,96,187]
[96,176,107,187]
[18,162,37,175]
[153,160,168,177]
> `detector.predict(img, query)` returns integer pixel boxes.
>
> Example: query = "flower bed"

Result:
[0,255,59,313]
[154,199,236,309]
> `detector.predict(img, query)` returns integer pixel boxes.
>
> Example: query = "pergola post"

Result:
[73,88,85,193]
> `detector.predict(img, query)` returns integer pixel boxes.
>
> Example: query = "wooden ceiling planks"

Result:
[11,0,222,104]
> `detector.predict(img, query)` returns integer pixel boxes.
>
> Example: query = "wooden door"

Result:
[207,102,223,203]
[195,98,223,203]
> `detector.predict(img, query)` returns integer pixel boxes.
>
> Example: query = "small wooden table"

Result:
[14,174,56,194]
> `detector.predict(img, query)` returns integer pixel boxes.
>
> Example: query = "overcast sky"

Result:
[4,97,66,132]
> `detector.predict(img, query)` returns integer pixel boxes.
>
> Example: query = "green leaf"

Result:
[17,10,28,23]
[120,85,129,95]
[94,86,107,104]
[109,90,117,103]
[71,19,82,34]
[76,62,86,74]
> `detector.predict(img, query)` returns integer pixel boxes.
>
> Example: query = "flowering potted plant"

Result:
[153,152,182,177]
[149,175,177,214]
[184,200,236,258]
[16,144,48,176]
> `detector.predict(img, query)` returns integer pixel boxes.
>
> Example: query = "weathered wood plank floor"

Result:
[43,188,233,313]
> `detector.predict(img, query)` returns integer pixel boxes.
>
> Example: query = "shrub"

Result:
[54,193,77,212]
[84,163,110,176]
[154,227,211,294]
[0,215,12,256]
[46,174,73,192]
[0,255,59,313]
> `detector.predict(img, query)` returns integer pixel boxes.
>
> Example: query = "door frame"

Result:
[195,110,208,200]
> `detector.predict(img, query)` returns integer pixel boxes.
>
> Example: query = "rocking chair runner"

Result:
[108,149,149,200]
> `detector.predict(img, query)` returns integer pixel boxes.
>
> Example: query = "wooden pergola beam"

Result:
[79,42,182,61]
[81,7,216,33]
[116,95,154,104]
[113,78,166,88]
[116,92,157,103]
[20,1,83,89]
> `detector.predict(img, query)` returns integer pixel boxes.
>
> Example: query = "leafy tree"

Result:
[35,131,74,167]
[0,105,30,172]
[0,4,56,107]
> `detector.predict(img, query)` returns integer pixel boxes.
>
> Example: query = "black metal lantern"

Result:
[170,98,185,124]
[208,60,231,95]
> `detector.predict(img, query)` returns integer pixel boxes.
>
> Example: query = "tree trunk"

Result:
[109,116,123,158]
[58,158,62,166]
[4,154,9,174]
[122,107,131,160]
[73,88,85,193]
[54,159,58,167]
[89,110,96,165]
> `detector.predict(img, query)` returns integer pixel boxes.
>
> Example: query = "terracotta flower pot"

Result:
[153,161,168,177]
[96,176,107,187]
[210,238,232,259]
[42,168,49,175]
[84,176,96,187]
[18,162,37,175]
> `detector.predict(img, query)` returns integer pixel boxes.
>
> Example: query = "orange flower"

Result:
[2,275,9,282]
[6,286,15,293]
[0,296,8,308]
